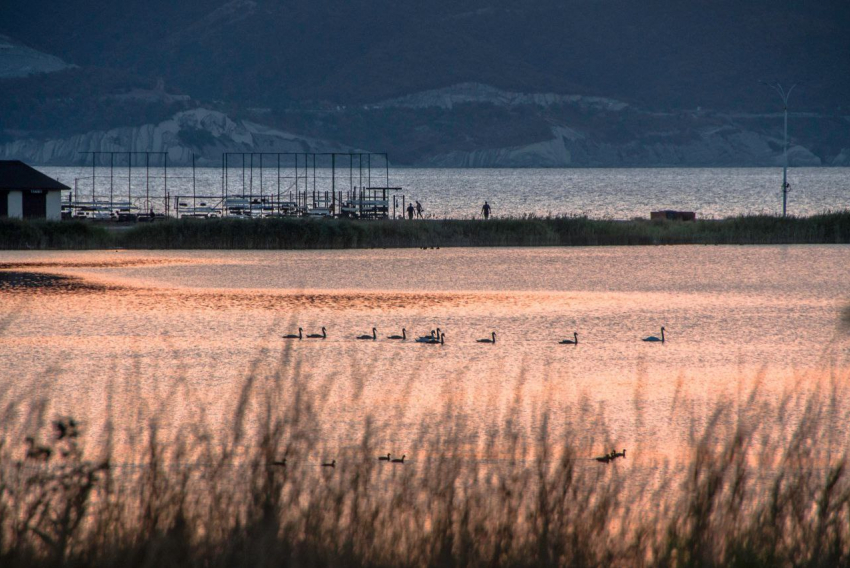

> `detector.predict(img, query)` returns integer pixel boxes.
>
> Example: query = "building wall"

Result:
[7,190,22,219]
[46,190,61,220]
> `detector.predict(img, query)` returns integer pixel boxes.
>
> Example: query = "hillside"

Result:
[1,0,848,166]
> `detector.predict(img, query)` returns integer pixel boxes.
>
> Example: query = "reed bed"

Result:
[2,211,850,250]
[2,341,850,568]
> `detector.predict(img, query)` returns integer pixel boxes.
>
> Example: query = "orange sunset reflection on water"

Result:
[1,246,849,465]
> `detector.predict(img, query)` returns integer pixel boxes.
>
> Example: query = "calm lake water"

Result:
[2,247,849,463]
[39,166,850,219]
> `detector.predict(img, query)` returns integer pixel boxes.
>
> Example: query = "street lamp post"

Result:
[764,82,796,217]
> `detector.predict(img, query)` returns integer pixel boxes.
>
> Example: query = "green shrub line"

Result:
[2,211,850,250]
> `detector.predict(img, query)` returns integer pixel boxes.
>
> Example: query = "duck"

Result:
[282,328,303,340]
[559,332,578,345]
[477,332,496,344]
[391,454,406,463]
[594,452,611,464]
[387,329,406,340]
[643,327,665,343]
[357,328,377,340]
[25,437,51,461]
[322,459,336,468]
[306,327,327,339]
[378,453,391,461]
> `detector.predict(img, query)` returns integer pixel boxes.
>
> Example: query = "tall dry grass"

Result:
[1,341,850,567]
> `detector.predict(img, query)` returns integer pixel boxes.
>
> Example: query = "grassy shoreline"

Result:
[1,211,850,250]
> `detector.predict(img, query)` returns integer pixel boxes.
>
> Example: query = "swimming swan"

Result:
[477,332,496,344]
[282,328,303,340]
[559,332,578,345]
[322,459,336,468]
[424,333,445,345]
[415,329,438,343]
[643,327,665,342]
[306,327,327,339]
[391,454,406,463]
[357,328,378,340]
[387,329,406,340]
[378,453,391,461]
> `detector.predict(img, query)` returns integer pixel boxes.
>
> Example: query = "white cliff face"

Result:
[0,108,354,166]
[0,86,833,167]
[420,123,823,167]
[0,34,74,78]
[375,82,629,112]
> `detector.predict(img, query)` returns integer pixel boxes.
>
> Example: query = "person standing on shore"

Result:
[407,203,415,220]
[481,201,491,220]
[416,201,423,218]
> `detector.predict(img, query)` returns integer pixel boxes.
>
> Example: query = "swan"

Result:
[427,333,445,345]
[594,453,611,464]
[306,327,327,339]
[282,328,303,340]
[559,332,578,345]
[357,328,377,340]
[612,449,626,460]
[387,329,406,340]
[322,459,336,468]
[643,327,665,343]
[378,453,391,461]
[416,328,440,342]
[270,458,287,467]
[477,332,496,344]
[391,454,406,463]
[415,329,437,343]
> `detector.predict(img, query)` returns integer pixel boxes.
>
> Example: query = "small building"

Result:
[0,161,69,220]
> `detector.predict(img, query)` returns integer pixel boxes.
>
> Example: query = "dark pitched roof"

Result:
[0,160,70,190]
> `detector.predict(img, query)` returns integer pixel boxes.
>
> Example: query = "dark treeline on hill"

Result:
[2,213,850,250]
[2,0,848,111]
[2,0,849,166]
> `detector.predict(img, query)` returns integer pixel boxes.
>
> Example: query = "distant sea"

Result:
[38,166,850,220]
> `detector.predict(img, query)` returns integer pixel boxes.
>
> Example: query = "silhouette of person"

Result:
[407,203,415,220]
[481,201,491,220]
[415,201,423,218]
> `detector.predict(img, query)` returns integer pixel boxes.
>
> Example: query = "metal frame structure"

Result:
[73,151,170,219]
[65,151,403,221]
[222,152,399,218]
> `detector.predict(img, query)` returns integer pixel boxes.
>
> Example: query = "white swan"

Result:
[477,332,496,344]
[282,328,303,339]
[357,328,377,340]
[415,328,439,343]
[306,327,327,339]
[559,332,578,345]
[643,327,665,342]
